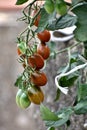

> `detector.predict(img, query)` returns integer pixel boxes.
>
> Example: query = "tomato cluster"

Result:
[16,6,51,109]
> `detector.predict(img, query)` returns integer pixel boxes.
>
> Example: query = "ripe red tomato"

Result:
[37,30,51,42]
[30,71,47,86]
[28,53,44,70]
[37,43,50,59]
[28,87,44,105]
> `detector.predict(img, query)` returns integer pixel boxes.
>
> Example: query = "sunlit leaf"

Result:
[40,104,59,121]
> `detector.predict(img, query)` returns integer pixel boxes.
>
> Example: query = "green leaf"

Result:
[59,73,78,87]
[14,75,22,87]
[74,99,87,114]
[17,41,26,54]
[54,89,61,101]
[40,104,59,121]
[47,14,77,31]
[72,0,84,6]
[45,107,73,127]
[16,0,28,5]
[47,127,55,130]
[72,3,87,41]
[36,8,56,32]
[78,84,87,101]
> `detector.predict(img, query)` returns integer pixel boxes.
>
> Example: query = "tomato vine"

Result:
[15,0,87,130]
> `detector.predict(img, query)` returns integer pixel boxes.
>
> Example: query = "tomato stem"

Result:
[55,42,80,55]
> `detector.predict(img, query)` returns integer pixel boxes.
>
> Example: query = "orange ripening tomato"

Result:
[30,71,47,86]
[17,47,22,55]
[37,42,50,60]
[28,53,44,70]
[28,87,44,105]
[37,30,51,42]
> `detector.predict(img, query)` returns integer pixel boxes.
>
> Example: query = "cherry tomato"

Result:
[37,30,51,42]
[37,43,50,59]
[16,89,31,109]
[56,0,67,15]
[17,47,22,55]
[28,87,44,105]
[30,71,47,86]
[16,89,23,107]
[28,53,44,70]
[20,92,31,109]
[32,10,41,27]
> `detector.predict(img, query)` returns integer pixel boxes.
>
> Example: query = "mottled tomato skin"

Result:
[16,89,31,109]
[28,53,44,70]
[37,30,51,42]
[37,43,50,59]
[28,87,44,105]
[30,71,47,86]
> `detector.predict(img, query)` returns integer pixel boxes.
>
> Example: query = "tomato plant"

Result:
[14,0,87,130]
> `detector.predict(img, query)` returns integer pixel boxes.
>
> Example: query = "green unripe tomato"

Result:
[20,92,31,109]
[56,0,67,15]
[44,0,55,14]
[16,89,31,109]
[16,89,23,107]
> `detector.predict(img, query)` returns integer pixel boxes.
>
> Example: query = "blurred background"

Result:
[0,1,86,130]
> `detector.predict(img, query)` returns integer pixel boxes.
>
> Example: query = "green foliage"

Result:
[59,73,78,87]
[77,84,87,101]
[74,99,87,114]
[72,3,87,41]
[47,14,77,31]
[16,0,28,5]
[36,8,56,32]
[40,105,73,128]
[40,104,59,121]
[54,89,61,101]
